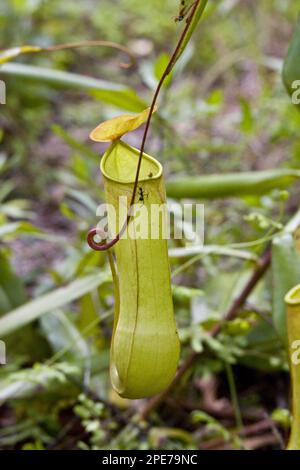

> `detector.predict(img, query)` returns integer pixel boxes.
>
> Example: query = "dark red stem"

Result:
[87,0,204,251]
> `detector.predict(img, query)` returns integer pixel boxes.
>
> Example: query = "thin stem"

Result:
[45,41,135,68]
[171,253,206,278]
[224,361,243,431]
[88,0,207,251]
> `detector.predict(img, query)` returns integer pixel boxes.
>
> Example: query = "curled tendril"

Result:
[87,210,134,251]
[87,227,119,251]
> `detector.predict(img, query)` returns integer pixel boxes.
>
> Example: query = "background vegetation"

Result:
[0,0,300,450]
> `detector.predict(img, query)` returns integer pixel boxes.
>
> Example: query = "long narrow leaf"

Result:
[169,245,258,261]
[166,169,300,199]
[0,63,146,112]
[175,0,209,66]
[0,272,110,337]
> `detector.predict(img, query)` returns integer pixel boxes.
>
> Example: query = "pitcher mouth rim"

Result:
[100,140,162,184]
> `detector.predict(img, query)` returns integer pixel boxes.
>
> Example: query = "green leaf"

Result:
[90,88,147,113]
[40,310,90,362]
[51,124,99,161]
[0,252,26,314]
[272,232,300,344]
[0,222,40,238]
[0,362,81,404]
[0,272,110,337]
[175,0,209,66]
[0,45,42,65]
[90,107,155,142]
[166,169,300,199]
[239,97,254,135]
[0,63,146,111]
[154,53,172,87]
[169,245,258,262]
[78,293,104,350]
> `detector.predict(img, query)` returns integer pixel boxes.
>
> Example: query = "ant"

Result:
[174,1,196,23]
[137,186,148,205]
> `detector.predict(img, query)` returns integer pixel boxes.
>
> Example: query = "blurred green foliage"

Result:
[0,0,300,450]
